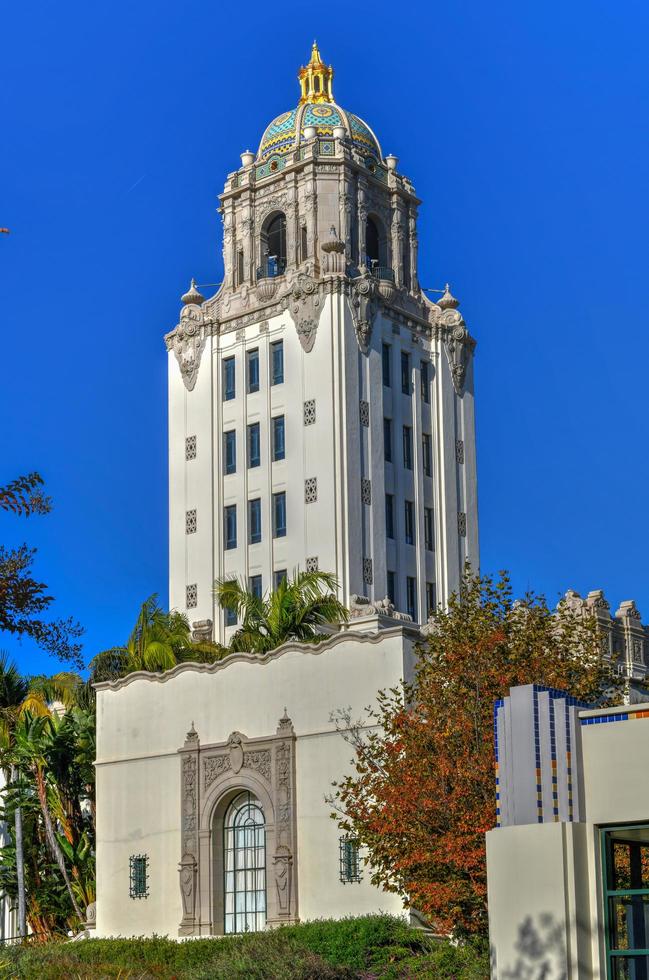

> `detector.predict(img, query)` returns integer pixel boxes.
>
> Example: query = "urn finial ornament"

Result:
[181,278,205,306]
[437,283,459,311]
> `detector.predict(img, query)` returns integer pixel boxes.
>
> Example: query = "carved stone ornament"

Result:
[287,273,324,353]
[166,304,206,392]
[321,226,346,275]
[349,593,412,622]
[177,714,298,936]
[191,619,213,643]
[350,274,377,354]
[443,309,475,395]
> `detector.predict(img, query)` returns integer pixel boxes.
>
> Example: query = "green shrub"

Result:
[0,915,489,980]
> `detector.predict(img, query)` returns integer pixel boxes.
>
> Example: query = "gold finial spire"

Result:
[298,41,334,104]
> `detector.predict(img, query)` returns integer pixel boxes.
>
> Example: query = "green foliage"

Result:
[215,569,348,654]
[89,595,226,682]
[0,916,490,979]
[0,655,95,937]
[0,472,51,517]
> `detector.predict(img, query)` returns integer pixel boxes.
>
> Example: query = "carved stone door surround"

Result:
[177,710,298,935]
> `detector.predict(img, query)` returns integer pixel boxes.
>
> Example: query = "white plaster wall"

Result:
[95,628,417,938]
[486,822,595,979]
[582,717,649,824]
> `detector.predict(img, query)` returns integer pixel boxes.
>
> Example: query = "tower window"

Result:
[424,508,434,551]
[426,582,436,617]
[382,343,391,387]
[250,574,263,599]
[261,212,287,278]
[422,433,432,477]
[223,356,235,401]
[247,349,260,393]
[401,352,410,395]
[272,415,285,461]
[236,249,244,286]
[365,217,380,269]
[385,494,395,539]
[274,569,287,589]
[273,492,286,538]
[421,361,430,402]
[384,418,392,462]
[248,422,260,468]
[249,498,262,544]
[224,430,236,475]
[406,576,417,621]
[271,341,284,385]
[403,426,413,470]
[405,501,414,545]
[300,225,308,262]
[387,570,396,606]
[224,505,237,550]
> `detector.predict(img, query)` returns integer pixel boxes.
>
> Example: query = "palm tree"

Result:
[0,656,89,936]
[11,713,85,923]
[0,653,29,938]
[214,570,348,654]
[90,594,226,682]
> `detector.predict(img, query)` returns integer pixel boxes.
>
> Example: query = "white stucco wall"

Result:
[95,625,417,938]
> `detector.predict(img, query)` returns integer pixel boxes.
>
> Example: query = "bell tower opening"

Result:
[259,212,287,279]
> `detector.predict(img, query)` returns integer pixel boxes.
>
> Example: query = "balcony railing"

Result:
[256,258,286,281]
[371,265,395,282]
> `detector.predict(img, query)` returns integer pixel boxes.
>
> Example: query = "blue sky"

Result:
[2,0,648,675]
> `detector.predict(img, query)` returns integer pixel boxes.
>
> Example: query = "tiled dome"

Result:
[255,44,382,163]
[257,102,382,162]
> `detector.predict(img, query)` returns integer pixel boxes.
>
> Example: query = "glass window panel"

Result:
[612,955,649,980]
[609,895,649,951]
[223,792,266,934]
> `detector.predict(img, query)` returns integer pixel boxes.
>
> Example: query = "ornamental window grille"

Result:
[304,399,316,426]
[186,584,197,609]
[305,478,318,504]
[456,439,465,465]
[458,512,467,537]
[339,837,362,883]
[361,479,372,505]
[306,556,319,573]
[359,400,370,427]
[129,854,149,899]
[186,509,197,534]
[363,558,373,585]
[185,435,197,461]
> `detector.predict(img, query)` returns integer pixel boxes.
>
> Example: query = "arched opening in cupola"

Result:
[365,215,388,273]
[259,212,287,279]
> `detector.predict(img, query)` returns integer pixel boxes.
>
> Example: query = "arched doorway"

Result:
[223,791,266,934]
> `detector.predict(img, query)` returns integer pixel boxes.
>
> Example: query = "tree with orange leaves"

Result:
[330,569,622,938]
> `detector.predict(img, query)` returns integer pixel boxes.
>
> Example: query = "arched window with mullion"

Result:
[223,791,266,934]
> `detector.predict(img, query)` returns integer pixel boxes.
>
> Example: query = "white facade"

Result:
[94,618,419,938]
[165,45,479,644]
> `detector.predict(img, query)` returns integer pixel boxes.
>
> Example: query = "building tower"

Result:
[165,44,479,644]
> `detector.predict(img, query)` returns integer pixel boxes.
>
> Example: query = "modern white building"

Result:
[165,43,478,644]
[488,684,649,979]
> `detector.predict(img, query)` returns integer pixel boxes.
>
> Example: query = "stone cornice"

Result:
[93,625,421,693]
